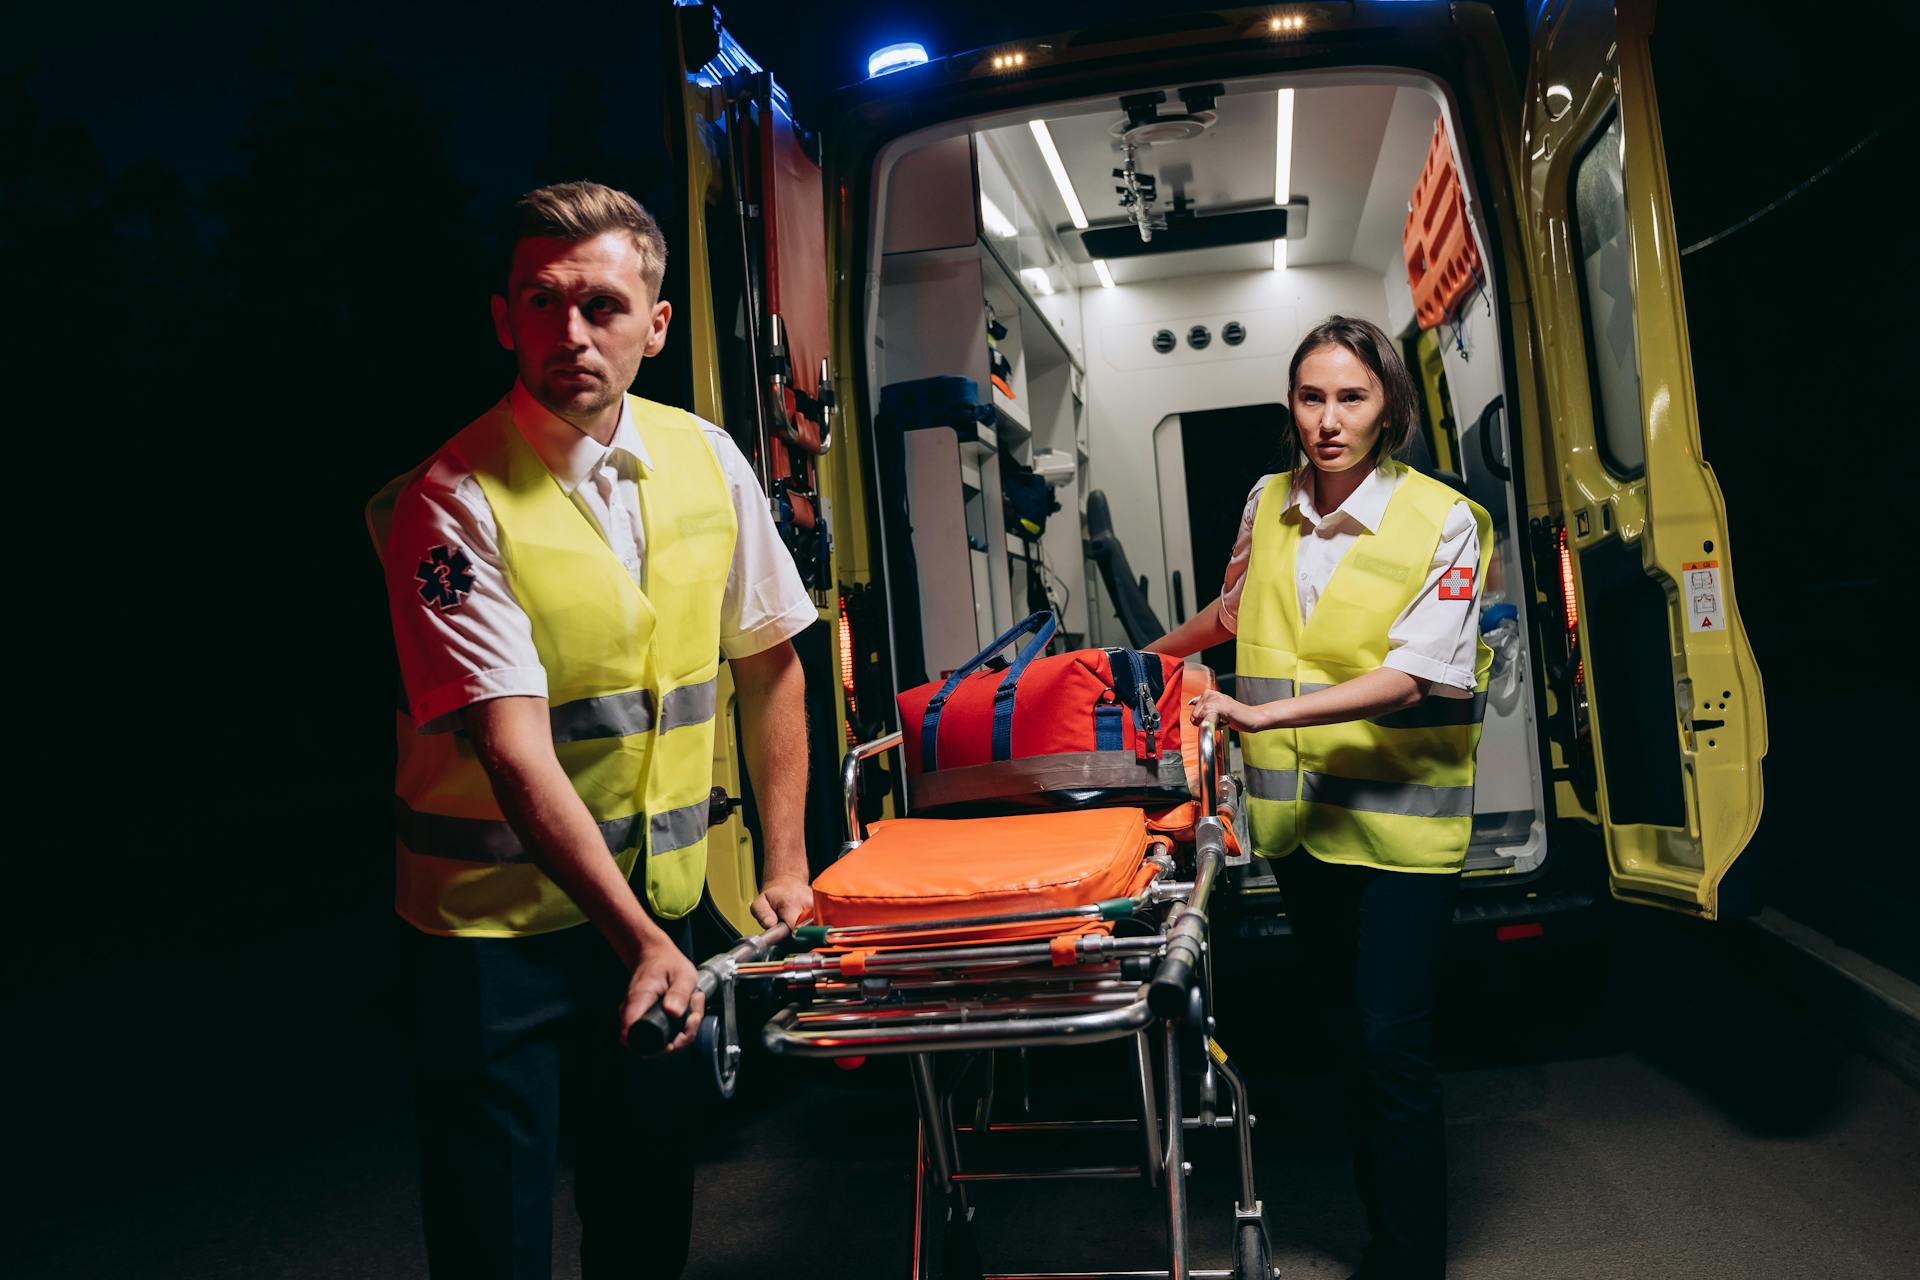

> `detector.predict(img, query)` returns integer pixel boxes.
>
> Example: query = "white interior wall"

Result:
[1078,263,1390,634]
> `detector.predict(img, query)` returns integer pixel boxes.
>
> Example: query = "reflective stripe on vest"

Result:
[1241,769,1474,819]
[1238,676,1485,729]
[650,797,713,857]
[1234,463,1494,872]
[395,800,645,865]
[659,676,719,733]
[550,689,656,743]
[369,393,736,936]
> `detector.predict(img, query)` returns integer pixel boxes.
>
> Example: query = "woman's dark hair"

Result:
[1284,315,1419,469]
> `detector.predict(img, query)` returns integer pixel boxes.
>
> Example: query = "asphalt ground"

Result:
[11,906,1919,1279]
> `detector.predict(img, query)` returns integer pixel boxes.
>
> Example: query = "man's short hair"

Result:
[503,181,668,300]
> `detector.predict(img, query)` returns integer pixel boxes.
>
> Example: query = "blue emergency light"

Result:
[868,42,929,78]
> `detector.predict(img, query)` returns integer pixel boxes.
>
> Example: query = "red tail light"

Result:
[1558,526,1578,634]
[838,593,859,744]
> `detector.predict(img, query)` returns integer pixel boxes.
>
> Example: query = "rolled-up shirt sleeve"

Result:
[1216,475,1275,637]
[383,473,546,732]
[703,423,818,659]
[1381,500,1481,696]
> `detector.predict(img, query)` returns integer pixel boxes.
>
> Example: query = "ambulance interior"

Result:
[864,73,1548,876]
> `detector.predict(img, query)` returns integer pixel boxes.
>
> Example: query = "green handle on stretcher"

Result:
[794,924,831,946]
[1097,898,1137,921]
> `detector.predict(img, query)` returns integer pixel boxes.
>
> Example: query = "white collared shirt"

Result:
[1217,461,1481,696]
[384,383,817,729]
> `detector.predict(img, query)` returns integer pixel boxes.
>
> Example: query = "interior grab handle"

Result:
[1476,396,1510,482]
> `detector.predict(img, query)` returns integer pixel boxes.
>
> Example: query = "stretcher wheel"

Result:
[1232,1219,1273,1280]
[694,977,746,1101]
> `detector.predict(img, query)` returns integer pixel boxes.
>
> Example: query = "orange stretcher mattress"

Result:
[812,807,1152,928]
[1178,663,1214,797]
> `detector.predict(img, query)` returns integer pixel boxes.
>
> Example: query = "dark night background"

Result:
[7,0,1916,1218]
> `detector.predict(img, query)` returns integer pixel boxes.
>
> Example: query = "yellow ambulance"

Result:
[657,1,1766,943]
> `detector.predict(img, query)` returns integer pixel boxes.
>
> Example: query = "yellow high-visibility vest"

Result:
[367,394,736,934]
[1236,462,1493,872]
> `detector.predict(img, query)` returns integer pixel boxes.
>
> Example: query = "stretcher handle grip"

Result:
[1149,783,1222,1022]
[1148,950,1198,1020]
[626,922,793,1056]
[628,999,687,1057]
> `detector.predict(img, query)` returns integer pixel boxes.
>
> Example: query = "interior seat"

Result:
[1084,489,1167,649]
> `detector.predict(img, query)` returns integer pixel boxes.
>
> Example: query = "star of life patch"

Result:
[416,545,476,610]
[1437,565,1474,600]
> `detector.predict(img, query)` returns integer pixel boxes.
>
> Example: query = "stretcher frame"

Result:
[655,718,1274,1279]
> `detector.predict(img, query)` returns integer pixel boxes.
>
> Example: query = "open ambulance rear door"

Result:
[1520,0,1767,918]
[666,2,843,935]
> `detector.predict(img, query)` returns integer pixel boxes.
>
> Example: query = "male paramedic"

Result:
[369,181,816,1278]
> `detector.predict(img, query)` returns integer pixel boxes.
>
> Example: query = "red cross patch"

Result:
[1437,566,1474,600]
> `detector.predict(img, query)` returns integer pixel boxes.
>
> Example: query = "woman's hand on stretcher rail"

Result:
[1188,667,1434,733]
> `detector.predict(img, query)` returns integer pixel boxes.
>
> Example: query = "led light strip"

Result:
[1274,88,1295,271]
[1029,119,1088,228]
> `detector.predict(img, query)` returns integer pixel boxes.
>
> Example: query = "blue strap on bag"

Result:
[920,610,1059,770]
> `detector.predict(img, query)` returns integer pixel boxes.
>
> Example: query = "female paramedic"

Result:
[1148,315,1491,1280]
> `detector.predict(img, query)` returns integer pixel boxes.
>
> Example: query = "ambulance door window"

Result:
[1568,111,1648,479]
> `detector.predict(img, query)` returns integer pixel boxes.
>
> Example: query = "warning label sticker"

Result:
[1682,561,1725,634]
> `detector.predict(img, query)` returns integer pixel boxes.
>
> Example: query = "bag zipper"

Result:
[1121,649,1160,762]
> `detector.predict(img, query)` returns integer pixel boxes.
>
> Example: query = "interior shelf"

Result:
[979,237,1080,374]
[960,423,999,454]
[991,389,1032,444]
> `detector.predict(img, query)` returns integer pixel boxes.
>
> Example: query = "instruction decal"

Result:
[1682,561,1724,633]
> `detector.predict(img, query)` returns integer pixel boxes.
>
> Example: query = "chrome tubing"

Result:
[1211,1042,1262,1217]
[1134,1030,1164,1188]
[951,1166,1142,1183]
[910,1054,958,1194]
[954,1117,1235,1135]
[1147,842,1220,1020]
[1163,1029,1190,1280]
[791,991,1140,1027]
[1197,713,1219,818]
[763,990,1158,1057]
[974,1271,1234,1279]
[806,973,1139,998]
[1144,712,1223,1018]
[744,933,1164,981]
[840,729,903,850]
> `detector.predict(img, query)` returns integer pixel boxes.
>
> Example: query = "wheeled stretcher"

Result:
[635,670,1275,1279]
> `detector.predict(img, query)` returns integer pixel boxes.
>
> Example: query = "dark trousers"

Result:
[1277,853,1459,1280]
[411,917,698,1280]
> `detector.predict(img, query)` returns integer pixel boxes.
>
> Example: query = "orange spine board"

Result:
[1403,119,1484,330]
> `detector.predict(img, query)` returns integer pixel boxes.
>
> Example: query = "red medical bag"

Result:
[897,610,1193,814]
